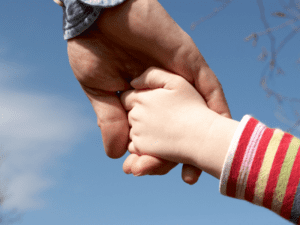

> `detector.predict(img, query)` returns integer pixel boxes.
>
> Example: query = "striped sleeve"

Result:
[219,115,300,224]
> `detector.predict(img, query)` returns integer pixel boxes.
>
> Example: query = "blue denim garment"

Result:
[61,0,127,40]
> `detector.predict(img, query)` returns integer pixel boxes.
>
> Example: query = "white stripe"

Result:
[219,115,252,196]
[236,122,266,199]
[81,0,125,6]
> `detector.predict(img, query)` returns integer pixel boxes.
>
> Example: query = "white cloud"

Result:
[3,172,51,211]
[0,69,94,213]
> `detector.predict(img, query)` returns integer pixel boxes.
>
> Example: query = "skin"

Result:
[120,67,240,179]
[67,0,231,184]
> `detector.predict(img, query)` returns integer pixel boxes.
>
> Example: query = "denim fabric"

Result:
[61,0,127,40]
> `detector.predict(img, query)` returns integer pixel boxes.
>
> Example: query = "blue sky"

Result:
[0,0,300,224]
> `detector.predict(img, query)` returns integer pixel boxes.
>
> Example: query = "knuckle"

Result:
[146,66,158,73]
[97,119,103,129]
[174,75,185,84]
[144,66,160,78]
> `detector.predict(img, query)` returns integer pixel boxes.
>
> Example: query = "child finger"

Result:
[127,141,140,155]
[129,127,134,140]
[123,153,140,174]
[131,67,185,91]
[120,89,137,112]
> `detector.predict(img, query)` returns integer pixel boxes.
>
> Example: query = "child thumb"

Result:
[130,67,175,90]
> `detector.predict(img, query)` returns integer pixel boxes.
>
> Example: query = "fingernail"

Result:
[133,173,143,177]
[130,79,138,86]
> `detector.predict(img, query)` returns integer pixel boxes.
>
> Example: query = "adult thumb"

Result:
[130,67,178,90]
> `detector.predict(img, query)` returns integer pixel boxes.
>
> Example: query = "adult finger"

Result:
[194,66,232,119]
[123,153,138,174]
[81,86,129,159]
[182,164,202,185]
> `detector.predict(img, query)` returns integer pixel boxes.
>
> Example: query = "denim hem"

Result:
[62,0,127,40]
[64,7,103,40]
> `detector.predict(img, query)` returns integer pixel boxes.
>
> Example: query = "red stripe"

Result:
[263,133,293,209]
[244,128,275,202]
[281,143,300,219]
[226,117,258,197]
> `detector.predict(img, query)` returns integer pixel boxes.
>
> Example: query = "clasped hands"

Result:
[67,0,231,184]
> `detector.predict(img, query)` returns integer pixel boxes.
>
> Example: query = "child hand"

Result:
[120,67,221,172]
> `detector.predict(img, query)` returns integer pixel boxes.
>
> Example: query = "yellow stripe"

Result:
[253,129,284,205]
[272,137,300,214]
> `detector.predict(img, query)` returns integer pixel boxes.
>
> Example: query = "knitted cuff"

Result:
[219,114,254,195]
[219,114,300,224]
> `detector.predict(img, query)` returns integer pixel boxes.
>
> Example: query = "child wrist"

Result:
[195,114,239,179]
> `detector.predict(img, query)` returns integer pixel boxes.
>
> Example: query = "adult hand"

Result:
[67,0,231,184]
